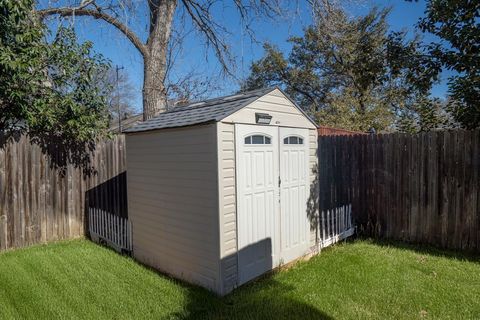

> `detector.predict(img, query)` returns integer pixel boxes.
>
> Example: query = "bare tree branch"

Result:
[181,0,290,77]
[164,19,194,83]
[181,0,233,75]
[165,69,221,108]
[37,4,147,57]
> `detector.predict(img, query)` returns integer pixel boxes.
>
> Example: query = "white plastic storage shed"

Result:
[124,87,319,295]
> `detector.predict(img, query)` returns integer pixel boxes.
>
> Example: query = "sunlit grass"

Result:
[0,239,479,319]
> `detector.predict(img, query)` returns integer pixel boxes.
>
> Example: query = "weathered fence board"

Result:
[319,129,480,252]
[0,134,126,251]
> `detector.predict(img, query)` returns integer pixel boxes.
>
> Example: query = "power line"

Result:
[116,65,125,133]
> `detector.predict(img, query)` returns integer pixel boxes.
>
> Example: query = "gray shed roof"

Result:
[124,87,315,133]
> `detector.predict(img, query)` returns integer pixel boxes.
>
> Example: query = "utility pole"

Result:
[116,65,124,133]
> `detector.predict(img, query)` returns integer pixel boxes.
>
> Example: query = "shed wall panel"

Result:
[217,122,238,294]
[126,124,221,292]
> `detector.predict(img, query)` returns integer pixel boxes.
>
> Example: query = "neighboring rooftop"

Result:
[123,87,276,133]
[109,114,143,133]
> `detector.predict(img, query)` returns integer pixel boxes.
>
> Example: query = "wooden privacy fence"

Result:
[0,134,127,251]
[319,129,480,251]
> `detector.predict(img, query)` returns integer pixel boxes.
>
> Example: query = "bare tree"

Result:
[37,0,289,120]
[163,20,221,107]
[166,70,222,108]
[104,68,139,118]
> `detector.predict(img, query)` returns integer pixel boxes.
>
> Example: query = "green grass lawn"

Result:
[0,239,479,320]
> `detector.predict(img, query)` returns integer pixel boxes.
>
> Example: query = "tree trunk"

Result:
[143,0,177,120]
[143,56,168,120]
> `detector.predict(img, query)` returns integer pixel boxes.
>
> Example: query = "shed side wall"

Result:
[126,124,221,292]
[309,128,319,250]
[217,122,238,295]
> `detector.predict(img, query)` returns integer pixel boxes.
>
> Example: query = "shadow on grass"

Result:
[363,237,480,264]
[87,239,331,320]
[174,277,333,320]
[117,237,333,320]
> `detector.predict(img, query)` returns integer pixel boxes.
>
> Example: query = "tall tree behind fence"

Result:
[319,130,480,252]
[0,134,126,251]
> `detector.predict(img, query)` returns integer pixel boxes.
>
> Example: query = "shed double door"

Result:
[236,124,310,285]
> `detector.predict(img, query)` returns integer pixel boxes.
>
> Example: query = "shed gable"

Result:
[221,89,316,129]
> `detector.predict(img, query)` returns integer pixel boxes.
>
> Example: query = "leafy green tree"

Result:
[0,2,111,141]
[242,6,439,132]
[415,0,480,129]
[0,0,46,132]
[34,27,111,142]
[1,0,111,169]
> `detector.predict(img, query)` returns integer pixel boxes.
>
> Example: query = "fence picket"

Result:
[327,210,331,239]
[88,209,132,252]
[319,205,355,248]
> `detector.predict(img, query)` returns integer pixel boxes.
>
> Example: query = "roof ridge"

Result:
[165,87,276,114]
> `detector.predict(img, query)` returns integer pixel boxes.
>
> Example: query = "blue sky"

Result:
[47,0,452,113]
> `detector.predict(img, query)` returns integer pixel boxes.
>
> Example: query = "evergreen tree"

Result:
[243,5,440,132]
